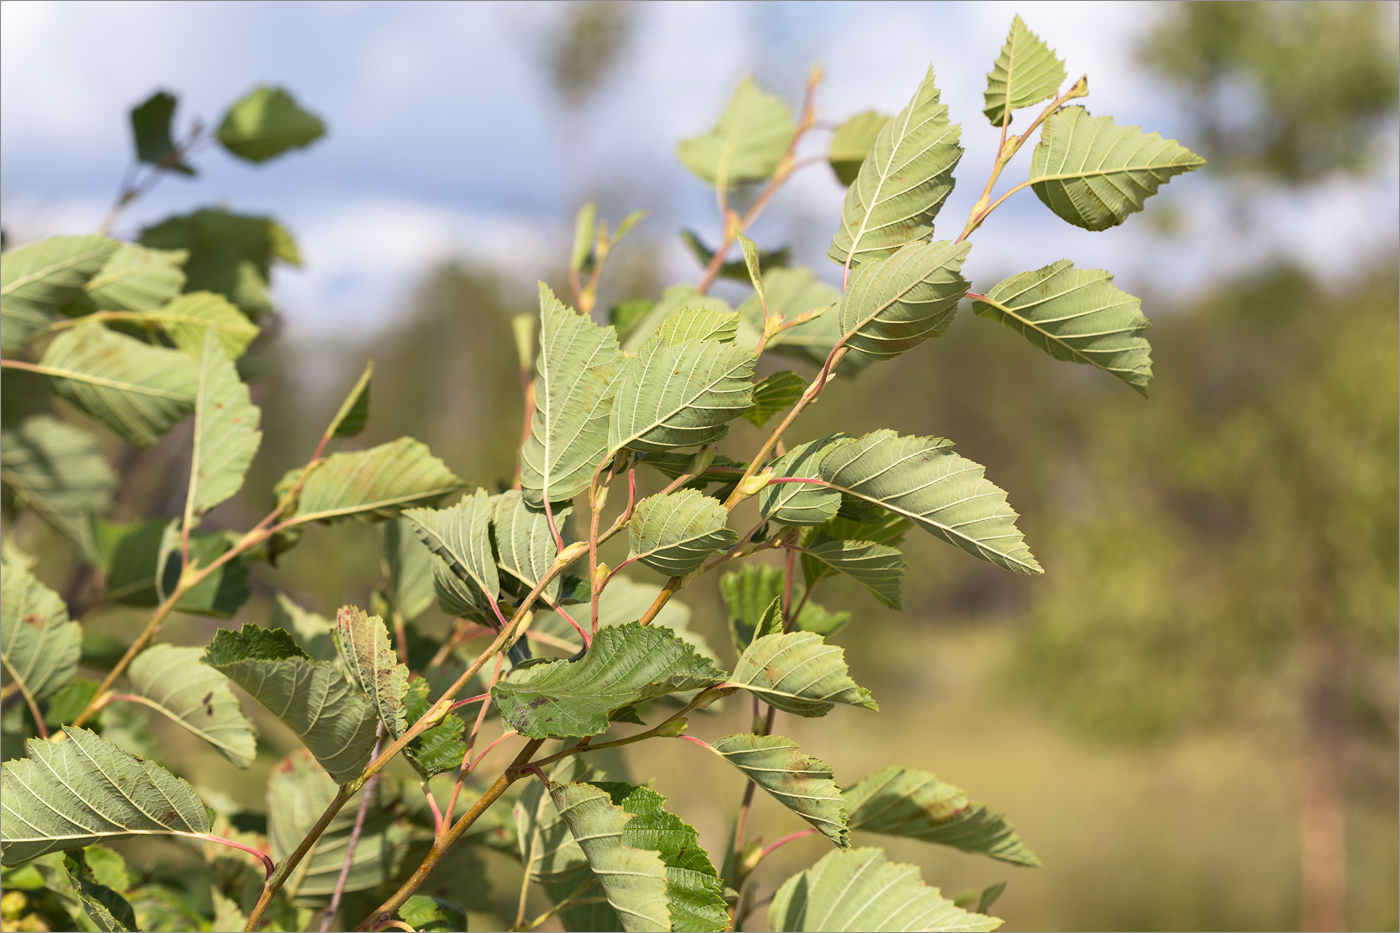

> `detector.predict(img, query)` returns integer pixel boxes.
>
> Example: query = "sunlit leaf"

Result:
[334,606,409,739]
[609,335,755,454]
[0,727,211,865]
[844,767,1040,867]
[398,895,468,933]
[840,240,970,361]
[619,284,734,353]
[972,260,1152,395]
[829,110,890,186]
[286,437,465,524]
[709,734,848,845]
[1028,106,1205,231]
[493,622,726,738]
[627,489,737,577]
[1,235,118,349]
[1,564,81,704]
[983,15,1067,127]
[830,68,963,267]
[203,625,378,783]
[677,76,795,188]
[769,847,1000,932]
[217,86,326,163]
[134,291,259,360]
[731,632,877,718]
[126,644,257,767]
[758,434,844,526]
[654,307,742,347]
[184,329,261,525]
[1,416,116,558]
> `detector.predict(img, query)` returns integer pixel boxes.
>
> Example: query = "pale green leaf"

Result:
[738,234,765,304]
[64,849,137,932]
[124,644,256,767]
[972,260,1152,395]
[493,621,726,738]
[571,202,598,272]
[709,734,848,845]
[549,782,671,933]
[0,727,211,865]
[333,606,409,739]
[184,329,261,523]
[744,370,805,428]
[677,76,795,187]
[326,360,372,439]
[203,625,378,783]
[520,284,623,507]
[376,517,437,623]
[759,434,845,526]
[608,336,755,454]
[844,767,1040,867]
[829,110,891,186]
[654,307,742,347]
[267,749,411,905]
[829,68,963,267]
[984,15,1067,127]
[60,243,187,317]
[840,240,970,360]
[217,85,326,163]
[287,437,465,524]
[1,235,118,349]
[138,291,259,360]
[39,324,199,448]
[404,489,499,619]
[620,284,734,353]
[819,430,1041,575]
[732,631,877,717]
[1,416,116,558]
[627,489,737,576]
[1,564,81,703]
[769,847,1000,932]
[271,593,337,661]
[1029,106,1205,231]
[797,539,906,609]
[493,489,567,603]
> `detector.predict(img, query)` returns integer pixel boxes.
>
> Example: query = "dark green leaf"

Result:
[743,370,805,428]
[327,360,372,438]
[680,230,791,284]
[63,849,137,932]
[402,678,466,778]
[130,90,193,172]
[376,516,436,623]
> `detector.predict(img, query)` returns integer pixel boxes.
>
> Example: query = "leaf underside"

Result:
[983,14,1067,127]
[709,734,849,846]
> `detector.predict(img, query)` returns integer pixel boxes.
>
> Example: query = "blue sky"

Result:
[3,1,1396,339]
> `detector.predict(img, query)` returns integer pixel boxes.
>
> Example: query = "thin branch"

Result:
[322,734,384,932]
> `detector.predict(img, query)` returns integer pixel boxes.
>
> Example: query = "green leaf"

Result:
[709,734,848,845]
[677,76,795,188]
[404,489,499,619]
[627,489,737,577]
[134,291,259,360]
[63,850,137,932]
[620,285,734,354]
[571,202,598,272]
[402,678,466,778]
[843,767,1040,867]
[376,516,436,623]
[0,727,211,865]
[1,235,119,349]
[399,895,468,933]
[719,566,848,653]
[203,625,378,783]
[139,209,291,319]
[680,230,791,285]
[634,450,745,491]
[972,260,1153,395]
[608,336,755,454]
[493,489,567,603]
[549,782,671,932]
[654,307,742,347]
[531,575,718,664]
[60,243,188,317]
[327,360,372,439]
[39,324,199,448]
[736,268,842,366]
[1,564,81,703]
[759,434,844,527]
[840,240,970,361]
[1028,106,1205,231]
[595,783,729,932]
[286,437,465,524]
[797,539,906,609]
[102,519,250,616]
[267,749,410,905]
[493,621,726,738]
[520,284,623,507]
[129,90,193,172]
[731,632,877,718]
[983,15,1067,127]
[743,370,805,428]
[125,644,257,767]
[829,68,963,268]
[769,847,1000,932]
[333,606,409,739]
[819,430,1041,575]
[1,417,116,558]
[829,111,890,186]
[184,329,261,525]
[217,86,326,163]
[271,593,337,661]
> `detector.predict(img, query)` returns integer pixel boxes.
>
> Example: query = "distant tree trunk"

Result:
[1298,638,1347,932]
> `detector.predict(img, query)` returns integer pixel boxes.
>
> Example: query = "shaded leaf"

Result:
[0,727,210,865]
[798,539,906,609]
[744,370,805,428]
[376,516,436,623]
[334,605,409,739]
[627,489,737,576]
[769,847,1000,932]
[493,489,567,603]
[126,644,257,767]
[60,243,187,317]
[139,209,288,319]
[633,450,746,491]
[829,68,963,267]
[1029,106,1205,231]
[405,489,499,619]
[972,260,1152,394]
[287,438,465,524]
[829,110,890,186]
[819,431,1041,575]
[843,767,1040,866]
[130,90,192,171]
[532,575,717,663]
[680,230,790,285]
[217,85,326,163]
[1,235,118,350]
[731,632,877,717]
[983,15,1067,127]
[609,336,755,454]
[520,284,623,506]
[271,594,337,661]
[102,519,250,617]
[63,849,137,932]
[402,678,466,778]
[677,77,795,187]
[1,564,81,703]
[840,240,970,361]
[204,625,378,783]
[184,329,261,525]
[1,416,116,558]
[494,622,726,738]
[39,324,198,448]
[719,566,848,653]
[709,734,848,845]
[327,360,373,439]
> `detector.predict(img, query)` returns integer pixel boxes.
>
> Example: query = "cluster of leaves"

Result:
[0,15,1200,933]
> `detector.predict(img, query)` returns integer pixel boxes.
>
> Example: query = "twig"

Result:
[321,734,384,932]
